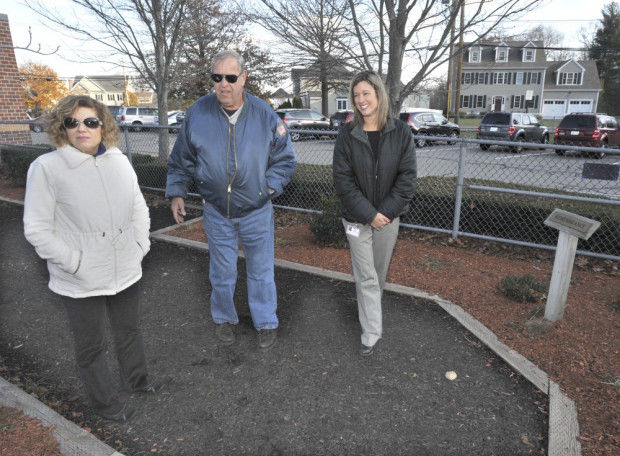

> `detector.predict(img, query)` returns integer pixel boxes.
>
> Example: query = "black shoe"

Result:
[215,323,235,345]
[95,401,135,422]
[257,328,277,350]
[360,344,374,356]
[135,375,171,394]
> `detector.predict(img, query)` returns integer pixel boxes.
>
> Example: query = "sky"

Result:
[1,0,614,83]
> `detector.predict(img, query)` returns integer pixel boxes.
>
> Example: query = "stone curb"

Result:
[0,376,124,456]
[151,222,582,456]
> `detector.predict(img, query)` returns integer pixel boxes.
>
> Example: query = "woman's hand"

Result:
[370,212,391,230]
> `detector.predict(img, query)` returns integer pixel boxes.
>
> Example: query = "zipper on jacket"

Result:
[226,123,238,217]
[94,156,119,289]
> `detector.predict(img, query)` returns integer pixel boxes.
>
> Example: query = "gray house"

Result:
[451,40,602,119]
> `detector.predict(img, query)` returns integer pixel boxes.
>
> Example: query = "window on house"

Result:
[461,95,470,108]
[336,98,348,110]
[516,72,524,85]
[476,95,485,108]
[559,72,582,85]
[96,94,103,100]
[477,72,485,84]
[531,72,540,84]
[493,72,507,84]
[514,95,523,108]
[463,73,471,84]
[524,49,534,62]
[470,49,480,62]
[117,94,123,101]
[107,94,114,101]
[497,50,506,61]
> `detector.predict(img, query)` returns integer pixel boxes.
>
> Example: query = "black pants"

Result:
[63,282,148,410]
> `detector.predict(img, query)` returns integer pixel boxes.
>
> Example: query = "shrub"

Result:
[310,194,347,247]
[501,274,548,303]
[0,146,53,185]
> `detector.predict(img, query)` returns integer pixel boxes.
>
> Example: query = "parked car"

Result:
[276,108,331,141]
[477,111,549,152]
[116,106,158,132]
[329,110,353,130]
[27,115,46,133]
[399,111,460,147]
[175,112,185,124]
[554,113,619,159]
[107,105,122,118]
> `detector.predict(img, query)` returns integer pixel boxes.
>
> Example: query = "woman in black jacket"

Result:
[333,71,417,356]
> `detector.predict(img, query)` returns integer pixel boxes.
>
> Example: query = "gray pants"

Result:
[62,282,148,411]
[343,218,399,347]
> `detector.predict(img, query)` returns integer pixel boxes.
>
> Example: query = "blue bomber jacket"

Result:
[165,92,296,218]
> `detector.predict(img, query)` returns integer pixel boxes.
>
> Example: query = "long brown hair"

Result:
[349,70,389,131]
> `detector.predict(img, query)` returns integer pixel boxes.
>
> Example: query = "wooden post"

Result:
[544,231,579,321]
[543,209,600,322]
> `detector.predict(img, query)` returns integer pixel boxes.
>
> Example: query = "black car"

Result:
[276,109,331,141]
[477,111,549,152]
[329,110,353,130]
[399,111,460,147]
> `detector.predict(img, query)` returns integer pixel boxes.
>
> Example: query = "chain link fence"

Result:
[1,121,619,260]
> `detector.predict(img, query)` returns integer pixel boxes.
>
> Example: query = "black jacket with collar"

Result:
[332,117,417,224]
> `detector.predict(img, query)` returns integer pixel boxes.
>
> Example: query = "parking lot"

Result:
[30,130,620,199]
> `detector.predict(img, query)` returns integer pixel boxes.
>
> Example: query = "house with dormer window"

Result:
[450,40,601,118]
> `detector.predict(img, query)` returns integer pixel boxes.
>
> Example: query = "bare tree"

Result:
[2,26,59,55]
[247,0,352,115]
[169,0,283,106]
[517,25,574,60]
[25,0,187,161]
[347,0,542,116]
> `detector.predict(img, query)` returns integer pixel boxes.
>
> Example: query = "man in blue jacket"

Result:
[166,50,296,349]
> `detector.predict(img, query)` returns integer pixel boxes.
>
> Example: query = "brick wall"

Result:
[0,13,31,145]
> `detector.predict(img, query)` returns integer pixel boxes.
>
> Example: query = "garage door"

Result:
[568,99,593,114]
[542,100,566,118]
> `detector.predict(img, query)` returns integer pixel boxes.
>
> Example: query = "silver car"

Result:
[116,106,158,132]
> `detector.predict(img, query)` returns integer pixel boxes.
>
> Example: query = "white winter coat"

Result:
[23,144,151,298]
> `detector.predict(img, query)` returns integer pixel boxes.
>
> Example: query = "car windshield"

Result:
[482,113,510,125]
[559,116,596,128]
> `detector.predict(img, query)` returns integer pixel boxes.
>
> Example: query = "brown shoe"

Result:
[258,328,277,349]
[215,323,235,345]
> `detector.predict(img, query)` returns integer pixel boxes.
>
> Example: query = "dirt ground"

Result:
[164,207,619,456]
[0,179,618,455]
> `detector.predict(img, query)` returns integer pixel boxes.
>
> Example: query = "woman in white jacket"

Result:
[24,95,164,422]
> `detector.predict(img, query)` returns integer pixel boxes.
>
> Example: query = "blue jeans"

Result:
[202,201,278,330]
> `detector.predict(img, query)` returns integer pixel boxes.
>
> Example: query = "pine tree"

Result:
[589,2,620,115]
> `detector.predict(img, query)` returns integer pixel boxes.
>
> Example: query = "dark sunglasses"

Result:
[210,72,242,83]
[63,117,103,129]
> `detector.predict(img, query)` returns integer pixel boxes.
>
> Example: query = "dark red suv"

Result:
[554,113,619,159]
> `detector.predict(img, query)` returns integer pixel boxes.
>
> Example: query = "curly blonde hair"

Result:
[46,95,119,148]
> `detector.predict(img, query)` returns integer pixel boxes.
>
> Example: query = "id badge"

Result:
[345,223,361,238]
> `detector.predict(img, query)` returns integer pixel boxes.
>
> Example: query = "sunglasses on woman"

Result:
[210,72,242,83]
[63,117,103,129]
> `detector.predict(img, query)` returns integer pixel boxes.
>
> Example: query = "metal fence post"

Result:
[452,142,466,239]
[123,126,132,164]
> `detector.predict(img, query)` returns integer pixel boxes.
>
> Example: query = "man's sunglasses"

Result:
[63,117,103,129]
[210,72,242,84]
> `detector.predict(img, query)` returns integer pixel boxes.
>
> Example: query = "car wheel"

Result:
[447,131,459,145]
[510,136,525,153]
[32,125,43,133]
[555,150,565,156]
[290,131,301,142]
[132,122,143,132]
[479,144,489,151]
[540,135,549,150]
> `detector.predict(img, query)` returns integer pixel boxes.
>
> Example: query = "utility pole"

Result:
[445,0,457,120]
[454,0,465,124]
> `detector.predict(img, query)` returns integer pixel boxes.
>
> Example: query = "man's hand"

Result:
[370,212,391,230]
[171,197,186,224]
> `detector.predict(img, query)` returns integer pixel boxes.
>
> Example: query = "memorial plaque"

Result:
[544,209,600,240]
[582,163,619,181]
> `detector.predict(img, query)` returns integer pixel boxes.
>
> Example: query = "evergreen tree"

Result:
[589,2,620,115]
